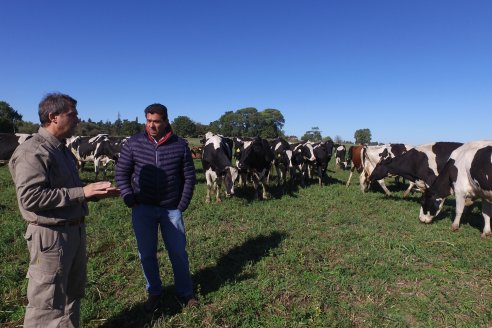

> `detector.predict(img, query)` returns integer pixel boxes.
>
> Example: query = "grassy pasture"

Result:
[1,158,492,328]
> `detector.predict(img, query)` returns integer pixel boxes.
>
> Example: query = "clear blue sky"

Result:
[1,0,491,145]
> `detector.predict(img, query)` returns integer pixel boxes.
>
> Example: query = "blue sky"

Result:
[1,0,491,145]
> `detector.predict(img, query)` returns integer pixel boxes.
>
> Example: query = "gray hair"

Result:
[38,93,77,125]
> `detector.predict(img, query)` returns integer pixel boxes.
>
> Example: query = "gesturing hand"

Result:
[83,181,120,199]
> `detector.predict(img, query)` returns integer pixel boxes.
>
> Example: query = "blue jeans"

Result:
[132,205,193,297]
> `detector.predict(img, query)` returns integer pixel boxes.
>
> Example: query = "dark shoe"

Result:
[144,294,161,312]
[182,294,199,308]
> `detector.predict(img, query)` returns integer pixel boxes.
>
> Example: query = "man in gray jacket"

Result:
[9,93,119,328]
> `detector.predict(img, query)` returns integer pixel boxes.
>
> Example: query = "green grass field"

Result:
[1,159,492,327]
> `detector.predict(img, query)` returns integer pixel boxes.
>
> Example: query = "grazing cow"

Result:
[234,136,274,199]
[369,142,463,197]
[0,133,32,163]
[419,141,492,237]
[335,144,347,169]
[346,145,365,187]
[359,144,413,195]
[201,132,238,203]
[67,134,118,179]
[270,137,294,188]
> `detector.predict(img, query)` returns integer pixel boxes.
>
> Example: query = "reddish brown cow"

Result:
[345,145,364,187]
[191,146,203,159]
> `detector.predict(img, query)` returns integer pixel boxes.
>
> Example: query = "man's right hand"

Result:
[83,181,120,199]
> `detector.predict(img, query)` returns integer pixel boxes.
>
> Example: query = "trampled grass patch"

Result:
[1,160,492,327]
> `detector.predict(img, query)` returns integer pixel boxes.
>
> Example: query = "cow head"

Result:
[368,157,392,183]
[223,166,239,197]
[419,190,445,223]
[301,142,316,162]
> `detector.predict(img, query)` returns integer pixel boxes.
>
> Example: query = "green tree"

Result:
[210,111,242,136]
[0,101,23,133]
[301,127,322,142]
[210,107,285,138]
[17,121,40,134]
[172,116,196,137]
[194,122,209,137]
[258,109,285,138]
[354,128,372,144]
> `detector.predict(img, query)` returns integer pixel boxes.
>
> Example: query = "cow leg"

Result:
[403,182,416,198]
[251,174,260,199]
[359,173,368,193]
[451,195,466,231]
[215,178,222,204]
[377,179,391,196]
[481,201,492,237]
[275,165,282,186]
[260,176,270,200]
[205,184,212,203]
[346,168,354,187]
[205,170,214,203]
[94,158,100,181]
[301,164,309,187]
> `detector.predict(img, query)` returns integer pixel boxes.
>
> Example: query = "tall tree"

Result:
[0,101,23,133]
[172,116,196,137]
[301,127,322,142]
[354,128,372,144]
[17,121,39,134]
[210,111,242,136]
[258,109,285,138]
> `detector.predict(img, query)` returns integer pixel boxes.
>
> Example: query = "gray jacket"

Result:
[9,128,88,225]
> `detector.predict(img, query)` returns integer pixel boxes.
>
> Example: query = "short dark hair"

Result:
[144,103,168,121]
[38,93,77,125]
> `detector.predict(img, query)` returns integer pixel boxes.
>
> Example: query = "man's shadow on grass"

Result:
[99,231,287,328]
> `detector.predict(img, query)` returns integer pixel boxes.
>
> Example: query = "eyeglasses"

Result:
[61,110,79,118]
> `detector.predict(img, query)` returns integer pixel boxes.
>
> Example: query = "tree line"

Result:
[1,100,373,144]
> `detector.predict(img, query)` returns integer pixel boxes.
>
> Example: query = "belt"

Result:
[29,218,85,227]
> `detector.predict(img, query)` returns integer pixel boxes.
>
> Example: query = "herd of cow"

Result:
[0,133,128,179]
[1,132,491,237]
[200,132,492,238]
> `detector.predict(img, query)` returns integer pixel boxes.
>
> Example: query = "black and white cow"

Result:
[269,137,294,188]
[67,134,119,179]
[0,133,32,163]
[234,136,274,199]
[419,140,492,237]
[107,135,129,159]
[335,144,347,169]
[290,141,316,187]
[201,132,238,204]
[369,142,463,197]
[311,140,334,186]
[360,143,413,195]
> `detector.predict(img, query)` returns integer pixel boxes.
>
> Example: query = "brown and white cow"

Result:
[419,140,492,236]
[345,145,364,188]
